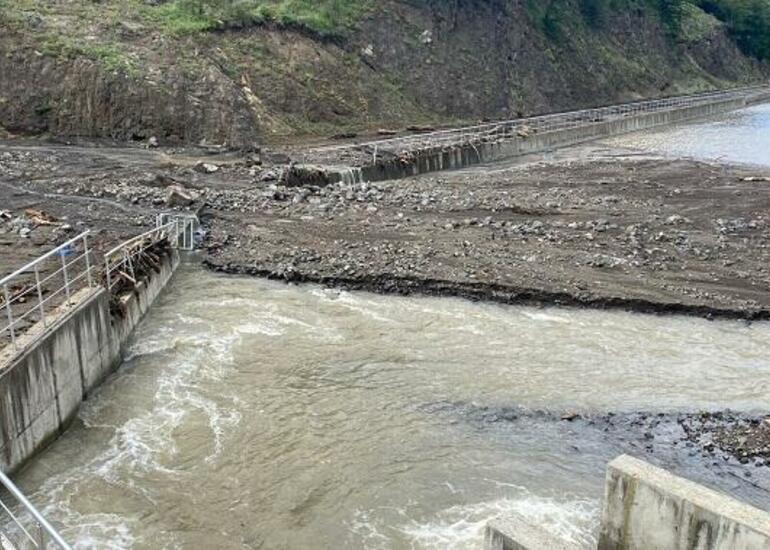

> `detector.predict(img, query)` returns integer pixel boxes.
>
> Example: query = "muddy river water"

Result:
[12,265,770,549]
[607,101,770,167]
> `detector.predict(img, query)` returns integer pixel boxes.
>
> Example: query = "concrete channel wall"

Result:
[485,455,770,550]
[324,92,768,185]
[599,455,770,550]
[0,250,178,474]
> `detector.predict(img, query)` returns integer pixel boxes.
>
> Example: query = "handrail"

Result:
[0,470,72,549]
[1,231,93,350]
[0,232,91,287]
[304,84,769,158]
[103,222,175,260]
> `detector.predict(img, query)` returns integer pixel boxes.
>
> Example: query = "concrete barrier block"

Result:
[484,513,580,550]
[599,455,770,550]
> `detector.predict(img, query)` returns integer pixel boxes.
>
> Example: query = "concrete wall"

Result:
[599,455,770,550]
[484,514,579,550]
[0,250,178,474]
[329,95,758,184]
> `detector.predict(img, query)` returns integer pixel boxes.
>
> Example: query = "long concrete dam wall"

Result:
[293,86,770,186]
[0,249,179,474]
[355,95,754,183]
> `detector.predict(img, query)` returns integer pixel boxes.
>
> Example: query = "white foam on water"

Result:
[520,309,572,324]
[334,293,398,323]
[398,493,600,550]
[348,509,394,550]
[29,322,246,548]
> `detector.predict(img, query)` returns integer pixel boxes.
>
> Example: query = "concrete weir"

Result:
[599,455,770,550]
[316,88,770,185]
[0,249,179,474]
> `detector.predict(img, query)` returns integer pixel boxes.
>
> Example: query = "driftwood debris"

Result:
[105,238,172,318]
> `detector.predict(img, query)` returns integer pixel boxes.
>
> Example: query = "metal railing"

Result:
[0,232,93,350]
[156,213,198,252]
[0,470,72,550]
[1,214,197,347]
[104,222,179,291]
[304,84,770,162]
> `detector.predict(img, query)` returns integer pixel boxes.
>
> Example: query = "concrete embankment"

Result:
[358,98,747,183]
[599,455,770,550]
[311,91,770,185]
[485,454,770,550]
[0,249,178,474]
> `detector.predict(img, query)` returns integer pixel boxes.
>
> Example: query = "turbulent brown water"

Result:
[607,102,770,167]
[10,266,770,549]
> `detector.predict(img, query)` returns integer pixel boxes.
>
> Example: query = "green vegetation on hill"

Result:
[696,0,770,60]
[526,0,689,38]
[527,0,770,61]
[147,0,372,36]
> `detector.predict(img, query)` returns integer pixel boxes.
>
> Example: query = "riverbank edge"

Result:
[203,260,769,321]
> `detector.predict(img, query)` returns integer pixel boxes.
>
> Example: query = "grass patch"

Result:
[143,0,373,37]
[679,2,721,41]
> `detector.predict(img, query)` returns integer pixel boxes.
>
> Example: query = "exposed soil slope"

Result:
[0,0,766,146]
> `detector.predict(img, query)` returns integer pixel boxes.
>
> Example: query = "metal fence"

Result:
[104,214,197,291]
[0,232,93,351]
[304,84,769,162]
[157,213,198,252]
[0,470,72,549]
[104,222,178,291]
[1,214,197,349]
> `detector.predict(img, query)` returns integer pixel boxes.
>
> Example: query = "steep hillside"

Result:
[0,0,766,147]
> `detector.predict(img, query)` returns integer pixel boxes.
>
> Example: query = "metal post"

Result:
[3,284,14,346]
[83,235,93,288]
[106,259,112,291]
[34,265,45,327]
[37,522,45,548]
[61,253,70,301]
[126,251,135,281]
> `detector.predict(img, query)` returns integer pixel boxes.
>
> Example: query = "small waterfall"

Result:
[336,166,364,185]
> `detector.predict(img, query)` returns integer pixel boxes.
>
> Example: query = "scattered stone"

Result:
[165,185,196,207]
[194,162,220,174]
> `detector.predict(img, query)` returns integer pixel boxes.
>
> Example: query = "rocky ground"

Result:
[3,140,770,319]
[1,139,770,473]
[205,146,770,320]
